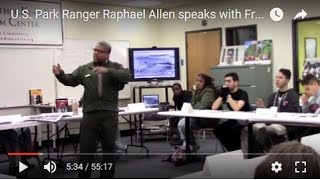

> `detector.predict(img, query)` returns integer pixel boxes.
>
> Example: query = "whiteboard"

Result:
[55,39,131,100]
[0,48,56,107]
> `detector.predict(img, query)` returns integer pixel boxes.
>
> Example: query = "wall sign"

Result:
[0,0,63,46]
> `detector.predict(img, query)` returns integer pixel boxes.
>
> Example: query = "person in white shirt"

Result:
[293,74,320,140]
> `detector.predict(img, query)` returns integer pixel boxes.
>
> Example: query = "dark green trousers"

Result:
[79,110,118,178]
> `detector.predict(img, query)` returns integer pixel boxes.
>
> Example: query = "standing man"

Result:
[53,41,131,178]
[244,69,300,156]
[211,72,250,151]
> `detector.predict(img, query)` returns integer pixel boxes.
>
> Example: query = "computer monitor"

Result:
[142,94,160,108]
[128,47,180,82]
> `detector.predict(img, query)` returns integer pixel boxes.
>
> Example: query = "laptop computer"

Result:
[143,94,160,108]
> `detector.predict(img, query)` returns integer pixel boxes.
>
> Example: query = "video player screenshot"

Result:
[0,0,320,179]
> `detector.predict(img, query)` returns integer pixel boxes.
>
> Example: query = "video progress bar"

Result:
[8,152,315,156]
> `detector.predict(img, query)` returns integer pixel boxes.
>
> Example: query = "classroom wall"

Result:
[3,0,320,135]
[62,1,160,47]
[61,1,176,103]
[157,0,320,91]
[297,19,320,92]
[3,0,320,108]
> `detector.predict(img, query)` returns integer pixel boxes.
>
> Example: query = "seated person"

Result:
[301,74,320,113]
[294,74,320,139]
[254,141,320,178]
[242,69,299,156]
[211,72,250,151]
[169,83,192,144]
[0,128,34,175]
[177,73,217,151]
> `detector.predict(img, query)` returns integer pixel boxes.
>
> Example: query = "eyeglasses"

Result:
[92,48,107,54]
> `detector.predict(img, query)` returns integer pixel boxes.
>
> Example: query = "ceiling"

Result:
[63,0,212,9]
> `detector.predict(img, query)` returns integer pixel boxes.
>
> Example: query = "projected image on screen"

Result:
[133,50,175,78]
[129,47,180,81]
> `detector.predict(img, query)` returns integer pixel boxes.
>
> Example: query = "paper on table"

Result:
[0,114,23,124]
[127,103,145,111]
[181,103,193,113]
[274,113,318,119]
[25,112,72,122]
[255,107,277,117]
[192,109,221,114]
[296,113,318,118]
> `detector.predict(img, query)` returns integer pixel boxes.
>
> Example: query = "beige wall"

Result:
[2,0,320,137]
[62,0,320,96]
[61,1,175,103]
[62,1,160,47]
[3,0,320,114]
[157,0,320,90]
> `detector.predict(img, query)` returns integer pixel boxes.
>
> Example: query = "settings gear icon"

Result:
[271,161,282,173]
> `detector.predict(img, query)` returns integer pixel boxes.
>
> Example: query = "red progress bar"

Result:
[8,152,43,156]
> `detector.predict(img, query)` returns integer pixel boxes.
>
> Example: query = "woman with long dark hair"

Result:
[177,73,218,151]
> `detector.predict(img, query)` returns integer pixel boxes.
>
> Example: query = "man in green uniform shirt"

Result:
[52,41,131,178]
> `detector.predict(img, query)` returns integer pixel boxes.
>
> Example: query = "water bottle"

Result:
[71,98,79,115]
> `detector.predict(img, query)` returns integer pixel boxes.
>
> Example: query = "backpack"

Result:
[163,146,186,166]
[171,146,186,162]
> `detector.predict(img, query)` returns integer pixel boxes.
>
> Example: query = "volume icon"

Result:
[44,161,57,173]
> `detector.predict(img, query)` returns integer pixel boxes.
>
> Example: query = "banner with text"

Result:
[0,0,63,46]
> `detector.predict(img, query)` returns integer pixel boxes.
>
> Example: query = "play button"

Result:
[19,162,28,173]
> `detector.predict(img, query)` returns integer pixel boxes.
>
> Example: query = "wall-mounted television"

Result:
[128,47,180,82]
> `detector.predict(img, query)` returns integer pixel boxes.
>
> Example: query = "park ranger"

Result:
[53,41,131,178]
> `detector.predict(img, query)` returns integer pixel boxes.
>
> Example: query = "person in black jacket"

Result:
[172,83,193,111]
[169,83,192,145]
[212,72,250,151]
[242,69,299,157]
[256,69,299,113]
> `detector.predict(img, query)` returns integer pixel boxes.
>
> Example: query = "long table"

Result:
[0,107,159,164]
[45,107,159,162]
[59,107,159,158]
[158,110,320,159]
[0,121,47,131]
[157,110,252,160]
